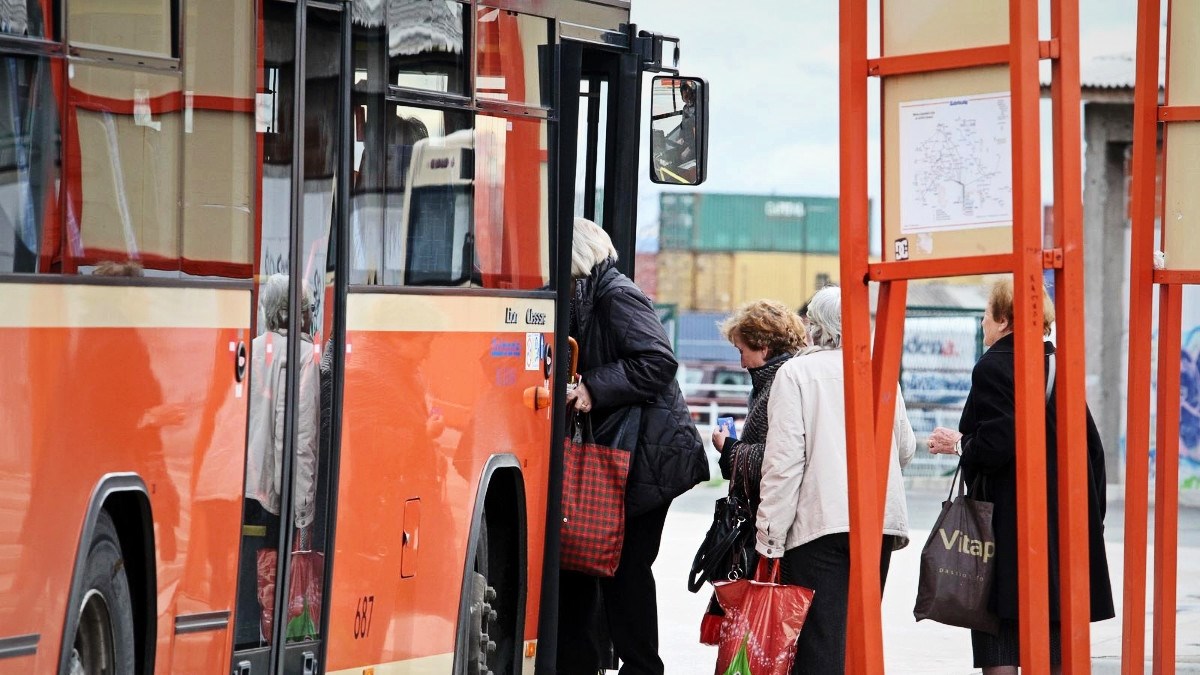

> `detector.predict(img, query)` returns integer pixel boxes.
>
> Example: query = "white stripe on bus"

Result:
[0,284,250,329]
[347,293,555,333]
[326,642,537,675]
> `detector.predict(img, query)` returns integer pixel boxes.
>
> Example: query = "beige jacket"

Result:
[245,330,319,529]
[755,348,915,558]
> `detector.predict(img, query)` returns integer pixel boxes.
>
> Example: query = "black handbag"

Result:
[688,452,757,593]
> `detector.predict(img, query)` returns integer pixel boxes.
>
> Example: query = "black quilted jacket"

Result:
[571,260,709,516]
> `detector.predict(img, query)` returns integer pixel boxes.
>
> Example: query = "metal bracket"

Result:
[634,28,680,74]
[1042,248,1064,269]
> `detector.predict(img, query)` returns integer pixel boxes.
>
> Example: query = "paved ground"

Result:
[643,481,1200,674]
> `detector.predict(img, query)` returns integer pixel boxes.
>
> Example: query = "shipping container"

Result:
[692,252,734,311]
[660,192,844,254]
[634,252,658,300]
[725,252,841,311]
[656,250,695,310]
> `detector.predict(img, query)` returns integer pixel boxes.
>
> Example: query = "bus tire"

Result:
[68,510,136,675]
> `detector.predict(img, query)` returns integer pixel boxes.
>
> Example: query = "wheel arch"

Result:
[57,473,157,675]
[452,454,528,675]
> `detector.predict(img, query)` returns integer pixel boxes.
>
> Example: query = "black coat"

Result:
[571,260,709,516]
[959,333,1115,623]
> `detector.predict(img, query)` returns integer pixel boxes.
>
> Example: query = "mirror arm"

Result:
[634,29,680,74]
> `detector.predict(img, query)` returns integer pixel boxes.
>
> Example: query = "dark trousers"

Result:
[780,533,896,675]
[557,503,671,675]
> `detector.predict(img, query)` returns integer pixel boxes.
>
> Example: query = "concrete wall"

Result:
[1083,102,1134,483]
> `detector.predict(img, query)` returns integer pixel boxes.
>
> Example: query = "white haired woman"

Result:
[755,285,916,674]
[237,273,320,645]
[557,218,709,675]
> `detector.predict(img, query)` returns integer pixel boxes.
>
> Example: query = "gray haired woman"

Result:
[755,285,916,674]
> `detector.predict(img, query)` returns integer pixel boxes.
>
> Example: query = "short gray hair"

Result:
[572,217,618,278]
[260,273,311,332]
[805,286,842,349]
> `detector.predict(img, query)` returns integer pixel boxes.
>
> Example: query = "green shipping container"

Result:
[659,192,843,254]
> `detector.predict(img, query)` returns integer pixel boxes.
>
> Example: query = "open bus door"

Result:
[231,3,349,674]
[536,28,706,673]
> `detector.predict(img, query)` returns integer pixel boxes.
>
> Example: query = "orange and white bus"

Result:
[0,1,705,673]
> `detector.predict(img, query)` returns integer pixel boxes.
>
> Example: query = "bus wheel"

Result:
[467,516,497,675]
[69,511,135,675]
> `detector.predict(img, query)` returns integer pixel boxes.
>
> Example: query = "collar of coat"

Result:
[748,351,793,395]
[985,332,1056,355]
[572,258,621,336]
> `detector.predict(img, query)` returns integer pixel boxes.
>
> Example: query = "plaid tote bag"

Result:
[560,408,637,576]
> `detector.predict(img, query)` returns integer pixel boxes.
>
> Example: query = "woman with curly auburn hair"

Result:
[713,299,808,493]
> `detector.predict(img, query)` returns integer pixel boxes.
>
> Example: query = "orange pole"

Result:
[1152,284,1182,673]
[1048,0,1092,672]
[1123,0,1161,671]
[1010,0,1052,671]
[839,0,885,671]
[872,280,908,513]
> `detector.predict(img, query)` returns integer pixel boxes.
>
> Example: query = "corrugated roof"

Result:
[1041,52,1165,91]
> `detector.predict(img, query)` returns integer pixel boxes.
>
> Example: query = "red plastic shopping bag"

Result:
[713,559,814,675]
[256,534,324,642]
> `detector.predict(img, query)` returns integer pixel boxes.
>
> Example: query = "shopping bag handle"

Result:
[754,557,781,583]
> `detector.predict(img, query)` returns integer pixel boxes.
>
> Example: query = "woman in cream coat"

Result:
[755,286,915,674]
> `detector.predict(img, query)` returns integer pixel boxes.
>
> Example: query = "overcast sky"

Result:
[628,0,1142,249]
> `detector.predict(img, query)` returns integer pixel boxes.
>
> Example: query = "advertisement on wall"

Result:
[1148,285,1200,506]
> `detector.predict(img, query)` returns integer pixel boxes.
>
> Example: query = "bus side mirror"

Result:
[649,76,708,186]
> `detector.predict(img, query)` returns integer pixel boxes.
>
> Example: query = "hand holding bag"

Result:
[912,467,1000,634]
[714,559,815,675]
[559,409,636,577]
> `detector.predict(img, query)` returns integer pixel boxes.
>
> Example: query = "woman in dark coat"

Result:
[929,278,1114,674]
[557,217,709,675]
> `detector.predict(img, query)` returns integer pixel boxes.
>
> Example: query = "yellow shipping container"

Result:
[728,252,841,311]
[655,251,696,310]
[693,253,735,312]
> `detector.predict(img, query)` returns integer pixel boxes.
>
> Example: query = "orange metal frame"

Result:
[839,1,1092,672]
[1124,1,1186,673]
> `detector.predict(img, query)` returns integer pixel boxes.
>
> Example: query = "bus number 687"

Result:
[353,595,375,639]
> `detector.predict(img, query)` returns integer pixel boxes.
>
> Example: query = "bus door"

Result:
[232,2,348,674]
[563,44,642,271]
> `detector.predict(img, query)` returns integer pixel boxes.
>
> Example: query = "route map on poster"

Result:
[899,92,1013,233]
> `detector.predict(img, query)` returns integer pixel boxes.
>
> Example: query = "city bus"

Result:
[0,1,706,673]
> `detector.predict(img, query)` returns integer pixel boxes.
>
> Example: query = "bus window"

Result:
[64,63,184,276]
[388,0,468,95]
[180,0,256,280]
[382,104,473,286]
[69,0,176,58]
[474,114,549,289]
[0,54,61,274]
[350,5,387,283]
[0,1,51,39]
[475,8,551,108]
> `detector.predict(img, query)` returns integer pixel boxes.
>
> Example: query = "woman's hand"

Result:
[566,379,594,413]
[711,425,729,452]
[927,426,963,455]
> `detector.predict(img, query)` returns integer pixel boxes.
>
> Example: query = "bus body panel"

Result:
[327,293,553,671]
[0,284,250,673]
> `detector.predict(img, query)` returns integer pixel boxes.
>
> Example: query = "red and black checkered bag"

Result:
[560,410,636,576]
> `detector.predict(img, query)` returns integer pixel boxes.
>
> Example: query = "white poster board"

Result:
[899,92,1013,234]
